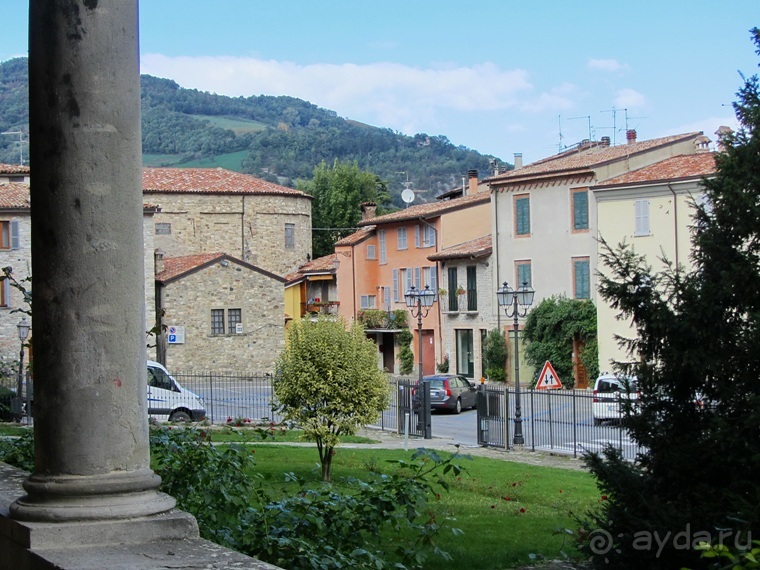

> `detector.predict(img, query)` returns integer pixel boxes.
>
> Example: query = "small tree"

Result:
[275,318,390,481]
[522,295,598,387]
[483,328,508,382]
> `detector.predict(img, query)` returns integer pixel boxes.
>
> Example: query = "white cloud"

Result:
[588,58,625,72]
[519,82,578,113]
[614,88,646,108]
[140,54,534,136]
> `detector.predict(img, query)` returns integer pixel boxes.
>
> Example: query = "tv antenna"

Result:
[569,115,594,142]
[398,172,415,207]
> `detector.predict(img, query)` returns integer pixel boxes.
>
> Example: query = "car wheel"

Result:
[169,410,191,422]
[454,398,462,414]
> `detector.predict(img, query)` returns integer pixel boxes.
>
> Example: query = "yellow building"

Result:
[592,151,716,370]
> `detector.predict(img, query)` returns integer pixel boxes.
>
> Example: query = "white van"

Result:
[147,360,206,422]
[592,374,639,426]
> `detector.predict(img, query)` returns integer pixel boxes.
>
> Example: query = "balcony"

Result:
[302,300,340,316]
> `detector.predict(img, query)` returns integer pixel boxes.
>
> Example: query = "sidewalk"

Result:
[345,427,589,471]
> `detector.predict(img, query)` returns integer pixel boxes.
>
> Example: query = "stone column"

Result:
[10,0,175,521]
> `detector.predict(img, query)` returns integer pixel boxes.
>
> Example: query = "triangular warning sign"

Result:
[535,361,562,390]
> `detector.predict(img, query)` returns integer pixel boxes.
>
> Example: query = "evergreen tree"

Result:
[483,328,508,382]
[579,29,760,569]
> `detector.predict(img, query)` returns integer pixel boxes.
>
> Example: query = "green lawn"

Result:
[247,445,598,569]
[142,150,249,170]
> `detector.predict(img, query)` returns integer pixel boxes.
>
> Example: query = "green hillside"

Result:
[0,57,509,200]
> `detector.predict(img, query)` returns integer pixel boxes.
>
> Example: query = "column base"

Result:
[10,469,176,522]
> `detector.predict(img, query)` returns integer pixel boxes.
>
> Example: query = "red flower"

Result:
[512,482,517,486]
[601,495,608,500]
[519,507,526,513]
[502,496,511,501]
[436,493,441,500]
[250,449,255,454]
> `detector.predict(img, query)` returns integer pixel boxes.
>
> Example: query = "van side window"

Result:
[148,367,176,391]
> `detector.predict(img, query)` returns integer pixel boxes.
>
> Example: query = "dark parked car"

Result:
[414,374,478,414]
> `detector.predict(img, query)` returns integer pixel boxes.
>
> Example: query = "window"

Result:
[414,267,421,290]
[392,268,399,301]
[228,309,242,334]
[466,266,477,311]
[514,195,531,236]
[634,200,650,236]
[360,295,377,309]
[155,222,171,235]
[447,267,458,311]
[383,286,391,311]
[422,225,436,247]
[397,227,408,250]
[211,308,242,335]
[423,266,438,298]
[211,309,225,335]
[1,220,20,250]
[378,229,386,264]
[572,188,589,231]
[285,223,295,249]
[573,257,591,300]
[366,244,376,259]
[515,260,532,288]
[414,225,421,247]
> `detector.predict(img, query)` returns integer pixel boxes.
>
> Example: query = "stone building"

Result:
[143,167,312,277]
[155,252,286,373]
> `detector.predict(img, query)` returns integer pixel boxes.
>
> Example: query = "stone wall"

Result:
[148,192,311,277]
[159,260,284,373]
[0,213,31,366]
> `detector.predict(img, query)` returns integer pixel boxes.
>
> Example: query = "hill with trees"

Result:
[0,57,507,202]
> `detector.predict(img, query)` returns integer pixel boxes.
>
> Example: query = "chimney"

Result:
[626,129,637,144]
[513,153,523,170]
[154,250,165,275]
[715,126,732,152]
[360,201,377,220]
[600,136,611,147]
[468,169,478,195]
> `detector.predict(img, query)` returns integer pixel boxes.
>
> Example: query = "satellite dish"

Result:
[401,188,415,204]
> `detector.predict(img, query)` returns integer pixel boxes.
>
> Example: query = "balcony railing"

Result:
[302,300,340,316]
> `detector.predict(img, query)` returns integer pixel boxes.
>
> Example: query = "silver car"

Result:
[415,374,478,414]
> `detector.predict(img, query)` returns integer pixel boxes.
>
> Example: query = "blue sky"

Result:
[0,2,757,166]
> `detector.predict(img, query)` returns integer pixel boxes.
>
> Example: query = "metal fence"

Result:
[477,384,641,461]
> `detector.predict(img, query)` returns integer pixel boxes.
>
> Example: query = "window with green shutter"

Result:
[573,258,590,299]
[572,189,589,230]
[516,261,532,288]
[447,267,458,311]
[515,196,530,236]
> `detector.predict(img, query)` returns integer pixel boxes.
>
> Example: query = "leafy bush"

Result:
[483,328,508,382]
[436,354,450,373]
[0,429,34,472]
[398,328,414,375]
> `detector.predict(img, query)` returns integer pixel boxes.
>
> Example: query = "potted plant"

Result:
[456,285,466,297]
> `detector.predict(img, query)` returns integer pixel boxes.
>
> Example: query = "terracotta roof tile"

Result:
[357,192,490,227]
[427,235,492,261]
[156,252,224,282]
[335,226,375,246]
[0,163,30,175]
[488,133,703,184]
[0,183,30,208]
[595,153,716,188]
[284,253,338,284]
[143,167,311,198]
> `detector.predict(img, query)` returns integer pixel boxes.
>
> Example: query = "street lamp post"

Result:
[497,281,535,445]
[405,284,436,439]
[16,317,30,421]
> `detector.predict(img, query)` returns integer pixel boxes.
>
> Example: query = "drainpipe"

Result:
[493,188,501,331]
[352,242,357,321]
[241,196,246,261]
[667,183,679,267]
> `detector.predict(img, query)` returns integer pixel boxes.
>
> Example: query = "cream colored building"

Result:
[593,151,716,370]
[487,131,708,385]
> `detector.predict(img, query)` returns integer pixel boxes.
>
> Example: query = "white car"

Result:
[592,374,639,426]
[147,360,206,422]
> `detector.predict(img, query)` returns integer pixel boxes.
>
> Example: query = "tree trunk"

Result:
[321,446,334,482]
